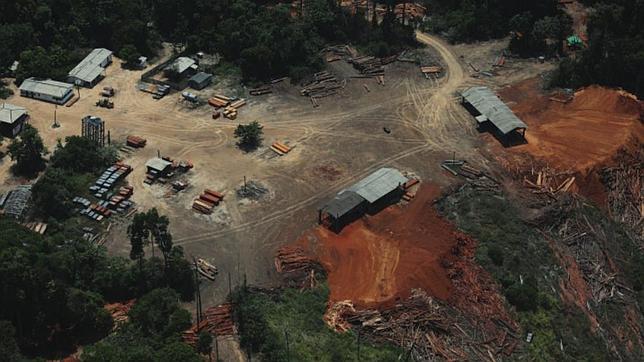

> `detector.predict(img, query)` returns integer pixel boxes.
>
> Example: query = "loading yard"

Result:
[0,32,577,304]
[1,30,641,360]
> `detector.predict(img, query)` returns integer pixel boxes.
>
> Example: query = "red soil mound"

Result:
[298,184,454,308]
[499,81,643,173]
[297,184,508,315]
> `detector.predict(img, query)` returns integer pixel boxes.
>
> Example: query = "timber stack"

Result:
[249,85,272,96]
[349,56,385,77]
[300,71,345,98]
[192,189,224,214]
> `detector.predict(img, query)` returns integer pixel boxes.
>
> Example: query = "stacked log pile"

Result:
[300,71,345,99]
[274,246,316,273]
[182,303,235,346]
[204,303,236,336]
[349,56,384,78]
[249,85,272,96]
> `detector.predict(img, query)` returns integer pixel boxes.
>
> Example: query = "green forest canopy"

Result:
[0,0,416,82]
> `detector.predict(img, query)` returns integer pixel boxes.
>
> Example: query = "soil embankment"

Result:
[495,79,643,206]
[296,183,508,319]
[297,184,455,308]
[500,81,643,173]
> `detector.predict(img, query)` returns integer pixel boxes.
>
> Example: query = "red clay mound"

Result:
[499,81,643,173]
[297,184,498,310]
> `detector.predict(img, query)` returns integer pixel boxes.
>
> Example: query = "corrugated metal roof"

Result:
[19,78,74,98]
[462,86,527,134]
[190,72,212,84]
[68,48,112,83]
[347,168,408,203]
[3,185,32,218]
[0,103,27,125]
[321,191,364,218]
[145,158,172,171]
[169,57,196,74]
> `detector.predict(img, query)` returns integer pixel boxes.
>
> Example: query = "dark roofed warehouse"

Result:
[319,168,408,229]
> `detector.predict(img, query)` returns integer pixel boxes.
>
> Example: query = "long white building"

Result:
[68,48,113,88]
[19,78,74,105]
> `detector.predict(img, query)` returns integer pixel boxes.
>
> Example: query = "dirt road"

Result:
[1,31,547,310]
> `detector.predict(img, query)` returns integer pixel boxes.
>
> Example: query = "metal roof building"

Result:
[168,57,197,74]
[68,48,113,87]
[146,158,173,174]
[461,86,527,135]
[189,72,213,90]
[19,78,74,105]
[346,168,409,203]
[0,103,28,137]
[2,185,32,219]
[0,103,27,125]
[321,191,365,219]
[320,167,408,227]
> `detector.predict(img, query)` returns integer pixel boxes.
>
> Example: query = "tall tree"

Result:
[7,124,47,177]
[128,212,149,273]
[197,332,213,361]
[234,121,264,150]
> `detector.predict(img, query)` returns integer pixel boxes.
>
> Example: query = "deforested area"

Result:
[0,1,642,361]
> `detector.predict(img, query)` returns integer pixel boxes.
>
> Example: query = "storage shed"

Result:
[145,158,173,177]
[166,57,198,77]
[189,72,213,90]
[461,86,527,141]
[0,103,28,137]
[319,167,408,229]
[19,78,74,105]
[68,48,113,88]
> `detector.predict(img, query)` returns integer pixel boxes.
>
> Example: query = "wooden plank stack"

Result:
[270,141,292,156]
[207,94,231,108]
[192,189,224,214]
[126,135,147,148]
[221,98,246,120]
[420,66,443,77]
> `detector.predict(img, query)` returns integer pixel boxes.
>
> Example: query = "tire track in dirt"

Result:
[175,32,473,245]
[174,142,432,245]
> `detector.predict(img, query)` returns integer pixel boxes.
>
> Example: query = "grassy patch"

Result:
[232,283,402,361]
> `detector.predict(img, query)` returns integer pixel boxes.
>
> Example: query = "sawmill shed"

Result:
[461,86,527,142]
[319,167,408,229]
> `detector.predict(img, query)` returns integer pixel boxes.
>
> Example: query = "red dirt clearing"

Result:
[297,184,479,309]
[499,80,643,173]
